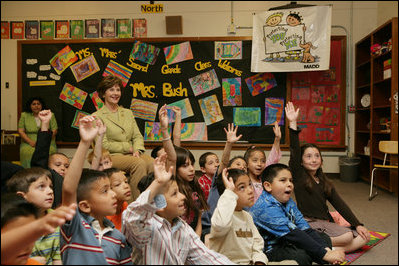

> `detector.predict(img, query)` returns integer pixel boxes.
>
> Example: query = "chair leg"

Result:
[369,168,378,200]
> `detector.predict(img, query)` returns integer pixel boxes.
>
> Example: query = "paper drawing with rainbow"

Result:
[163,41,194,65]
[49,45,78,75]
[144,122,171,141]
[130,98,158,121]
[59,83,88,110]
[180,123,207,141]
[71,110,90,129]
[198,94,223,125]
[265,97,284,125]
[103,60,133,87]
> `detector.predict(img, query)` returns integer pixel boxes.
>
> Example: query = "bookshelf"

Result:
[355,17,398,194]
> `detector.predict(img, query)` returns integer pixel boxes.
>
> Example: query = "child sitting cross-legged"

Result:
[122,153,234,265]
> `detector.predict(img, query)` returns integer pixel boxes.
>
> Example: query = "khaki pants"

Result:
[110,153,154,201]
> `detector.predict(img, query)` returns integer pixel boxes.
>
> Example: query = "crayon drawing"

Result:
[166,106,176,123]
[315,127,335,142]
[89,91,104,110]
[168,98,194,120]
[311,85,325,103]
[59,83,87,110]
[245,72,277,96]
[222,78,242,106]
[325,85,340,102]
[70,55,100,82]
[265,98,285,125]
[292,85,310,101]
[49,45,78,75]
[144,122,171,141]
[308,106,324,124]
[71,110,90,129]
[198,94,224,125]
[164,41,193,65]
[215,41,242,60]
[233,107,261,127]
[189,69,220,97]
[103,60,133,87]
[130,40,160,65]
[323,107,339,126]
[180,123,208,141]
[130,99,158,121]
[293,103,308,123]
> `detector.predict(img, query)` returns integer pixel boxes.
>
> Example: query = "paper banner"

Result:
[144,122,172,141]
[180,123,208,141]
[189,69,221,97]
[222,77,242,106]
[265,97,285,125]
[71,55,100,82]
[164,41,194,65]
[49,45,78,75]
[71,110,90,129]
[103,60,133,87]
[233,107,261,127]
[168,98,194,120]
[29,80,56,86]
[198,94,224,125]
[245,72,277,96]
[59,83,88,110]
[89,91,104,110]
[215,41,242,60]
[130,40,160,65]
[130,98,158,121]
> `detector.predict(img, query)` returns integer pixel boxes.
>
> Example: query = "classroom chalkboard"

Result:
[18,37,287,145]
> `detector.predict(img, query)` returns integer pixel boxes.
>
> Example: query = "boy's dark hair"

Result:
[137,172,176,193]
[77,168,108,203]
[1,193,39,228]
[151,146,163,159]
[6,167,52,193]
[24,96,47,113]
[243,145,265,162]
[216,168,247,195]
[227,155,246,168]
[96,75,124,99]
[103,167,123,178]
[199,152,217,168]
[260,163,290,184]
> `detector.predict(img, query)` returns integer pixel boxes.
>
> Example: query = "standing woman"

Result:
[18,97,58,168]
[93,75,154,201]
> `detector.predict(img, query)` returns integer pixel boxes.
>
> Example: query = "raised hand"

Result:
[224,123,242,144]
[272,121,281,141]
[96,117,107,136]
[38,109,52,124]
[222,168,235,191]
[158,104,169,129]
[40,203,77,234]
[153,153,173,186]
[171,106,181,117]
[79,115,100,143]
[285,101,299,122]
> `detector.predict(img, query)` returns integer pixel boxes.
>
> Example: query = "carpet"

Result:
[340,231,391,265]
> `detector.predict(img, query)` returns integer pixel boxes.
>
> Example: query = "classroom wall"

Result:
[1,1,398,171]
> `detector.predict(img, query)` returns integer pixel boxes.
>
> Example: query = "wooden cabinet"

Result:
[355,17,398,194]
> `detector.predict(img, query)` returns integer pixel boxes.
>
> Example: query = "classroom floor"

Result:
[319,175,398,265]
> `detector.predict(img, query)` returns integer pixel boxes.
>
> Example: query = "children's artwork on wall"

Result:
[245,72,277,96]
[292,84,310,101]
[70,20,84,39]
[215,41,242,60]
[70,55,100,82]
[71,110,90,129]
[1,21,10,39]
[163,41,193,65]
[117,19,131,38]
[101,18,115,38]
[39,65,51,71]
[144,122,172,141]
[89,91,104,110]
[130,40,160,65]
[265,97,284,125]
[59,83,88,110]
[55,20,69,39]
[222,77,242,106]
[168,98,194,120]
[11,21,24,39]
[198,94,224,125]
[40,21,54,40]
[315,127,336,143]
[102,60,133,87]
[189,69,221,97]
[311,85,325,103]
[325,85,340,102]
[166,106,176,123]
[130,98,158,121]
[233,107,261,127]
[133,18,147,38]
[308,106,324,124]
[323,107,339,126]
[180,123,208,141]
[49,73,60,80]
[85,19,99,38]
[25,21,39,39]
[294,103,308,123]
[49,45,78,75]
[30,80,56,86]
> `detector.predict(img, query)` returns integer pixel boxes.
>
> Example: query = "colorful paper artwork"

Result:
[130,98,158,121]
[85,19,100,38]
[11,21,24,39]
[130,41,160,65]
[325,85,340,102]
[265,98,285,125]
[1,21,10,39]
[215,41,242,60]
[163,41,193,65]
[133,18,147,37]
[198,94,224,125]
[315,127,335,143]
[144,122,172,141]
[59,83,88,110]
[189,69,221,97]
[308,106,324,124]
[233,107,261,127]
[166,106,176,123]
[180,123,208,141]
[117,19,131,38]
[245,72,277,96]
[71,110,90,129]
[103,60,133,87]
[101,18,116,38]
[89,91,104,110]
[49,45,78,75]
[70,20,84,39]
[55,20,69,39]
[311,86,325,103]
[29,80,56,86]
[292,85,310,101]
[70,55,100,82]
[168,98,194,120]
[25,21,39,39]
[323,107,339,126]
[222,78,242,106]
[40,21,54,40]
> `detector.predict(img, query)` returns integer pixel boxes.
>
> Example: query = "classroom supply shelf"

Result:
[355,17,398,194]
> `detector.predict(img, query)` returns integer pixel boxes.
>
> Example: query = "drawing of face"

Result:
[286,14,301,26]
[266,13,283,26]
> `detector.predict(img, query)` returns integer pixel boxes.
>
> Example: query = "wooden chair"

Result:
[369,140,398,200]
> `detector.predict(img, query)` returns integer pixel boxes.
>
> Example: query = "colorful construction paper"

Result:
[55,20,69,39]
[71,110,90,129]
[70,20,84,39]
[245,72,277,96]
[215,41,242,60]
[168,98,194,120]
[49,45,78,75]
[325,85,340,102]
[117,19,131,38]
[311,85,325,103]
[101,18,115,38]
[189,69,221,97]
[222,77,242,106]
[323,107,339,126]
[198,94,224,125]
[308,106,324,124]
[40,21,54,40]
[103,60,133,87]
[89,91,104,110]
[233,107,261,127]
[292,85,310,101]
[130,40,160,65]
[25,21,39,39]
[59,83,88,110]
[144,122,172,141]
[85,19,99,38]
[164,41,194,65]
[133,18,147,37]
[130,98,158,121]
[265,97,285,125]
[71,55,100,82]
[180,123,208,141]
